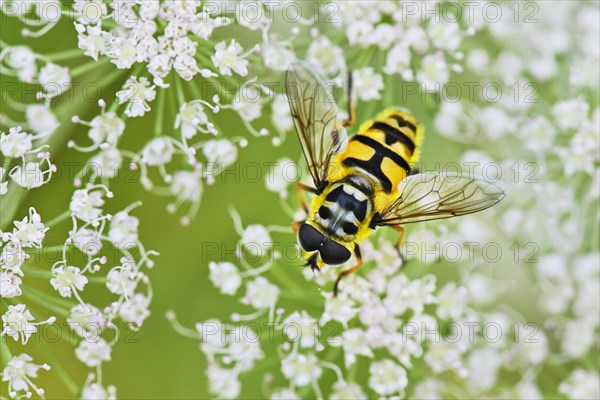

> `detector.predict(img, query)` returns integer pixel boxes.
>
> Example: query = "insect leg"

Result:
[296,182,316,213]
[333,245,363,297]
[291,221,303,234]
[390,225,407,263]
[340,69,355,128]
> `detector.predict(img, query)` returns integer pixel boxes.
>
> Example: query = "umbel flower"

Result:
[168,1,598,399]
[0,0,598,399]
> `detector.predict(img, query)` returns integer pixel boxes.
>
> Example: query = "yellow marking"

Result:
[341,137,375,162]
[381,157,408,191]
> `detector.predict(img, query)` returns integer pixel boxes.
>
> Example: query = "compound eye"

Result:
[319,240,351,265]
[298,223,323,252]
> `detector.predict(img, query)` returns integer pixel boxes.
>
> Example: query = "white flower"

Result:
[281,353,322,387]
[75,22,108,61]
[346,20,374,47]
[552,98,589,131]
[25,105,58,136]
[424,341,465,374]
[307,36,345,76]
[70,188,105,225]
[119,293,151,325]
[116,76,156,118]
[262,42,296,71]
[330,381,366,400]
[561,319,596,358]
[12,207,47,247]
[1,354,50,398]
[559,369,600,400]
[67,304,105,339]
[265,158,297,196]
[75,338,112,367]
[521,116,557,152]
[353,67,384,101]
[169,170,203,202]
[87,112,125,147]
[338,328,373,367]
[81,382,117,400]
[106,266,138,297]
[108,211,139,245]
[239,224,272,256]
[243,277,279,309]
[0,127,33,158]
[1,304,37,344]
[72,228,102,256]
[320,293,358,328]
[209,261,242,295]
[436,283,468,320]
[38,63,70,97]
[368,359,408,396]
[4,46,37,82]
[232,86,262,121]
[175,102,209,139]
[107,37,138,69]
[384,43,411,76]
[227,326,264,371]
[211,40,249,76]
[416,53,450,92]
[428,20,462,51]
[0,272,22,298]
[207,364,240,398]
[50,266,88,297]
[271,95,294,133]
[271,389,299,400]
[141,137,175,166]
[9,161,45,189]
[0,241,28,273]
[282,311,319,348]
[89,149,123,178]
[203,139,238,168]
[467,347,501,393]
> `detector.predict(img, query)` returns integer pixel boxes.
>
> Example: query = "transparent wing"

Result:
[376,172,506,226]
[285,62,347,189]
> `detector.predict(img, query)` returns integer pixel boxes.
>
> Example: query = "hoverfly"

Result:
[285,63,505,296]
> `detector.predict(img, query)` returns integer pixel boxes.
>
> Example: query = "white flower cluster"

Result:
[171,2,598,398]
[1,191,156,398]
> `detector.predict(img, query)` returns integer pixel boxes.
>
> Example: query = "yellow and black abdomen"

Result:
[338,108,423,194]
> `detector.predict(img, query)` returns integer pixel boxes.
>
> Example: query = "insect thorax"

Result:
[310,180,373,242]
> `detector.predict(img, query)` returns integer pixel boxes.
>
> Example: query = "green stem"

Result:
[21,286,73,316]
[1,340,12,366]
[174,75,187,105]
[70,57,110,78]
[34,340,79,396]
[154,88,166,136]
[46,210,70,228]
[45,48,85,62]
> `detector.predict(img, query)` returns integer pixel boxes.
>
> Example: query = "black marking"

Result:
[370,122,415,154]
[325,186,368,221]
[344,174,374,196]
[318,206,331,219]
[344,135,410,192]
[390,114,418,132]
[343,222,358,235]
[369,212,381,229]
[352,135,410,172]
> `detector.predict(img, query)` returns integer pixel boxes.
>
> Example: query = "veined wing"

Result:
[376,172,506,226]
[285,62,347,189]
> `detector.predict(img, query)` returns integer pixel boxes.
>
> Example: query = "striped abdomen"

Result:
[339,109,422,193]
